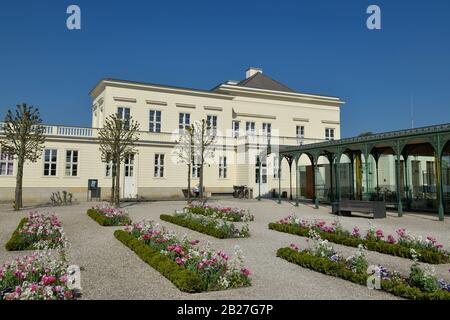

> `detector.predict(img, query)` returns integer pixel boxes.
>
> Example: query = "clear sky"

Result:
[0,0,449,138]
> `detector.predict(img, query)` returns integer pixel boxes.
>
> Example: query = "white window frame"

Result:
[206,115,218,134]
[246,122,255,135]
[124,154,135,177]
[232,121,240,138]
[43,149,58,177]
[219,156,227,179]
[255,155,267,184]
[192,160,201,179]
[296,125,305,138]
[117,107,131,130]
[65,150,79,177]
[0,150,14,176]
[273,155,281,179]
[179,113,191,132]
[262,123,272,136]
[325,128,335,141]
[154,154,165,178]
[149,110,162,133]
[105,161,113,177]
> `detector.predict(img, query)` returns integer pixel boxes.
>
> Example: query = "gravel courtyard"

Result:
[1,199,449,300]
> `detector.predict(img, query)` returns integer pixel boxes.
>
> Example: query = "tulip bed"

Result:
[269,215,449,264]
[5,213,67,251]
[186,201,254,222]
[87,204,132,226]
[160,212,250,239]
[277,247,450,300]
[115,220,252,293]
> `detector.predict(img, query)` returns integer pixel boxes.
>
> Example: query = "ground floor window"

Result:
[256,156,267,184]
[0,151,13,176]
[125,154,134,177]
[154,154,164,178]
[44,149,58,176]
[219,156,227,179]
[192,160,201,178]
[65,150,79,176]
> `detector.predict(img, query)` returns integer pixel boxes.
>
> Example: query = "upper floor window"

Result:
[65,150,79,177]
[219,156,227,179]
[44,149,58,176]
[154,154,165,178]
[149,110,161,133]
[206,115,218,134]
[179,113,191,132]
[232,121,240,138]
[296,126,305,138]
[117,107,131,130]
[246,122,255,135]
[262,123,272,136]
[0,151,14,176]
[325,128,335,141]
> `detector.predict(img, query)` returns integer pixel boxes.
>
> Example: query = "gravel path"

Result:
[1,199,449,300]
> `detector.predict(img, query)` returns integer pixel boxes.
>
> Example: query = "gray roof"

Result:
[236,72,296,93]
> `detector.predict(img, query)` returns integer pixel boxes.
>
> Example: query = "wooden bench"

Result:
[332,199,386,219]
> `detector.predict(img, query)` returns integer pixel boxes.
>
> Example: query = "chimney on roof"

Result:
[246,67,263,79]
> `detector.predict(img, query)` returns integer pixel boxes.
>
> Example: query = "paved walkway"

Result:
[0,200,449,300]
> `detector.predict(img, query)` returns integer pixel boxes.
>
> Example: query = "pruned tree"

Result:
[98,113,140,206]
[173,125,195,203]
[0,104,46,211]
[193,119,216,199]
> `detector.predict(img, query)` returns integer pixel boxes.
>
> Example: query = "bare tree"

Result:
[1,104,45,211]
[98,114,139,206]
[173,125,195,203]
[193,119,216,199]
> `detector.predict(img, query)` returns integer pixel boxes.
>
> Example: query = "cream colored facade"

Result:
[0,68,344,204]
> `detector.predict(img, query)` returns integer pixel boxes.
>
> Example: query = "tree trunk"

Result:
[111,163,115,204]
[187,164,191,204]
[15,157,24,211]
[199,160,204,199]
[115,160,121,207]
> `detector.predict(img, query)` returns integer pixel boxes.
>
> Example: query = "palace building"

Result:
[0,68,344,204]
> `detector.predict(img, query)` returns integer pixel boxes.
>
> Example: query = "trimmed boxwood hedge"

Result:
[5,218,29,251]
[160,214,230,239]
[269,223,449,265]
[277,247,450,300]
[87,209,131,226]
[114,230,204,293]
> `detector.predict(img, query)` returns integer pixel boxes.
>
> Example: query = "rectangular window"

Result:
[219,156,227,179]
[117,107,131,130]
[192,160,201,178]
[125,154,134,177]
[65,150,78,177]
[44,149,58,176]
[105,162,112,177]
[262,123,272,136]
[179,113,191,132]
[325,128,335,141]
[206,115,218,134]
[154,154,165,178]
[149,110,161,133]
[232,121,240,138]
[246,122,255,135]
[296,126,305,138]
[273,155,281,179]
[0,151,14,176]
[255,156,267,184]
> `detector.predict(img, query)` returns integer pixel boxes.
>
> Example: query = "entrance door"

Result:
[124,154,136,199]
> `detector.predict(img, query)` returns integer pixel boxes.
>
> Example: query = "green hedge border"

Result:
[114,230,204,293]
[5,218,29,251]
[277,247,450,300]
[87,209,131,226]
[160,214,243,239]
[269,223,449,264]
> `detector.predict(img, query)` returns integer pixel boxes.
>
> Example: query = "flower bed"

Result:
[5,213,67,251]
[186,201,254,222]
[277,231,450,300]
[160,212,250,239]
[115,220,251,292]
[87,203,132,226]
[269,215,449,264]
[0,251,78,300]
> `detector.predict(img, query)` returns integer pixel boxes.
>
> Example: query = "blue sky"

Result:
[0,0,449,138]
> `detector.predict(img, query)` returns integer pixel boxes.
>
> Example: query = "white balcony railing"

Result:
[1,122,326,146]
